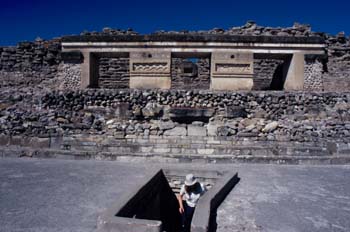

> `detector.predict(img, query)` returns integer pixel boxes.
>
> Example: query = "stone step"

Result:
[2,146,350,165]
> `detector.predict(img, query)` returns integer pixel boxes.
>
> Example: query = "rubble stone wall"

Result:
[1,89,350,141]
[0,39,61,88]
[1,89,350,163]
[56,63,82,90]
[323,59,350,92]
[304,59,324,91]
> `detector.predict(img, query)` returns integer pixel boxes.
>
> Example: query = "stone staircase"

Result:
[1,134,350,164]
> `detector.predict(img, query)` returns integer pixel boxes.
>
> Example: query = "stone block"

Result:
[206,123,223,136]
[225,106,247,118]
[187,125,207,137]
[30,137,50,148]
[197,148,215,155]
[152,147,171,153]
[163,126,187,136]
[0,135,10,146]
[140,146,153,153]
[61,51,83,62]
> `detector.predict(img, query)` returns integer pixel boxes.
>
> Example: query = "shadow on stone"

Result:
[97,168,239,232]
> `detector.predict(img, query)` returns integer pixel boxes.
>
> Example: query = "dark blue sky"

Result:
[1,0,349,45]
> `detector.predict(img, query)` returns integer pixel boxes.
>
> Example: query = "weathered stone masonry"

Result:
[1,22,350,92]
[1,23,350,164]
[61,34,325,91]
[98,57,130,89]
[171,58,210,89]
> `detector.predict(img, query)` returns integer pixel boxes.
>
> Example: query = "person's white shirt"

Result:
[180,183,206,208]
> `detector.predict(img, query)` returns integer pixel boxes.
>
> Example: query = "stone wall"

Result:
[322,32,350,91]
[323,59,350,92]
[56,63,82,90]
[0,22,349,92]
[1,89,350,163]
[98,57,130,88]
[1,89,350,141]
[171,58,210,89]
[304,59,324,91]
[0,39,61,88]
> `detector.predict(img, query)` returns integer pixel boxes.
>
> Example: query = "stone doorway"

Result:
[171,53,211,89]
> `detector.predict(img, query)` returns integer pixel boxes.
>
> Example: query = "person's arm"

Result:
[177,193,184,214]
[178,185,185,214]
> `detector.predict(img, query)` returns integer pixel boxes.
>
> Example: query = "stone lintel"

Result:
[61,51,83,63]
[62,34,325,44]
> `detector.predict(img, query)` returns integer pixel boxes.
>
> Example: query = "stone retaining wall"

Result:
[2,90,350,142]
[1,135,349,164]
[1,89,350,164]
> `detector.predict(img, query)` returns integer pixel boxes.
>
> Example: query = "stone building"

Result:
[60,34,325,91]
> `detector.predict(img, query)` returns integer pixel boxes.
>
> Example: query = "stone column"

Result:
[283,53,305,91]
[210,52,254,91]
[129,51,171,89]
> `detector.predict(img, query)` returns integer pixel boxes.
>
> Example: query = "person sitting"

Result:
[177,173,206,232]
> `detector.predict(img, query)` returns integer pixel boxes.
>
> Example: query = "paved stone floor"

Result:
[0,158,350,232]
[0,158,149,232]
[216,164,350,232]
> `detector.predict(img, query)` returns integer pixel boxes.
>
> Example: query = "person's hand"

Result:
[179,206,184,214]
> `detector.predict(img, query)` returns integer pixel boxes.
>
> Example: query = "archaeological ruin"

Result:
[1,20,350,232]
[1,21,350,165]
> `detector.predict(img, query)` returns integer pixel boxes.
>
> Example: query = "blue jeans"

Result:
[181,201,195,232]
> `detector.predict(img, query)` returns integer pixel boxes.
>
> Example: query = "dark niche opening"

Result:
[171,53,211,90]
[169,107,215,124]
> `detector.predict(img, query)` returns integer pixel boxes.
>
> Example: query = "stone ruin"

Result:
[1,22,350,164]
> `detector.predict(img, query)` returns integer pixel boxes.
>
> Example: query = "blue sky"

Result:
[0,0,349,45]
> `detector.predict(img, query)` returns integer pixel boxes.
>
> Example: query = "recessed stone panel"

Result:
[211,52,254,90]
[130,51,171,89]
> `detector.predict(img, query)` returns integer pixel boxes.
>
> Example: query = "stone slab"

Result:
[187,125,208,137]
[130,76,171,89]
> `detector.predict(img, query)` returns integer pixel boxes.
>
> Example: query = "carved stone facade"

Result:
[129,52,171,89]
[211,52,254,90]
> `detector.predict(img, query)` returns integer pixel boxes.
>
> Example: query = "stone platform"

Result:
[0,158,349,232]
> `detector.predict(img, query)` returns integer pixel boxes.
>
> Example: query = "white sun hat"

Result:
[185,173,198,186]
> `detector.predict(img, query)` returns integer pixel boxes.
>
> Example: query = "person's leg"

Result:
[181,201,187,232]
[183,202,195,232]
